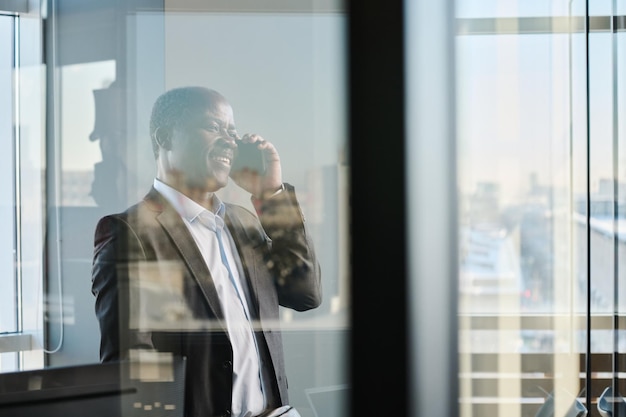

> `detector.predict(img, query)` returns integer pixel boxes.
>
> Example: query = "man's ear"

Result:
[154,126,172,151]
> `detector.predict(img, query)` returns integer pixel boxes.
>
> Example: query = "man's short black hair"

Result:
[149,86,225,158]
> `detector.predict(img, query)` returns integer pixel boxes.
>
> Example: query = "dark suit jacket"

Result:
[91,184,322,417]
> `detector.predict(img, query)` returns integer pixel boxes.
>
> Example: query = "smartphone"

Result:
[231,141,266,175]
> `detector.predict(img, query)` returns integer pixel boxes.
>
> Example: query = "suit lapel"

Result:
[147,189,226,327]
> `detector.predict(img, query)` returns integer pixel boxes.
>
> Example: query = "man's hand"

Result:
[229,133,283,198]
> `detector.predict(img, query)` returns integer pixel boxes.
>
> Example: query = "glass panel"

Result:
[19,10,46,371]
[618,12,626,404]
[0,11,46,373]
[585,0,626,409]
[456,1,589,416]
[0,15,17,337]
[40,2,349,417]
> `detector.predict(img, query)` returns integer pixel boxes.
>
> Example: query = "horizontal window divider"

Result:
[457,16,626,35]
[460,313,626,330]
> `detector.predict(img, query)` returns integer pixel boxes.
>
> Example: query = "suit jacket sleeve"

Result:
[91,214,155,362]
[253,183,322,311]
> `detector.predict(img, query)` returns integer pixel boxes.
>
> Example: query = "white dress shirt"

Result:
[153,179,266,417]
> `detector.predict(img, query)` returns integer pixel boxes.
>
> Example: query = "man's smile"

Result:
[209,148,233,167]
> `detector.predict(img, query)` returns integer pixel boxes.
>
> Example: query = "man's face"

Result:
[167,97,238,192]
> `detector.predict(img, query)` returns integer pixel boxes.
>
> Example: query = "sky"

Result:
[456,15,626,206]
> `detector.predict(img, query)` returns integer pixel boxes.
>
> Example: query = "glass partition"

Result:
[456,1,590,416]
[0,14,17,339]
[0,1,350,417]
[456,1,626,416]
[0,7,46,373]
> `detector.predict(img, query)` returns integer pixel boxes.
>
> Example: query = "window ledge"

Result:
[0,333,32,353]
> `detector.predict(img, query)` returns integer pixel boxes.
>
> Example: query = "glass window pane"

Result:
[456,4,588,416]
[0,15,16,336]
[0,12,44,373]
[40,2,350,417]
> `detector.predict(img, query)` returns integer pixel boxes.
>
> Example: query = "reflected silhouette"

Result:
[89,81,142,212]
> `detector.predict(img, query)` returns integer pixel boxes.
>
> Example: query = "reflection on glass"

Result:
[4,3,350,417]
[0,9,47,372]
[456,3,588,416]
[0,15,16,340]
[60,60,115,207]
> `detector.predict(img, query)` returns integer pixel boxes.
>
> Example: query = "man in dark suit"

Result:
[91,86,322,417]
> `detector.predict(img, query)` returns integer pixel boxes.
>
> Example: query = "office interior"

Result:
[4,0,626,417]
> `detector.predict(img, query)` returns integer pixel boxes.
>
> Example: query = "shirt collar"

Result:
[153,178,226,229]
